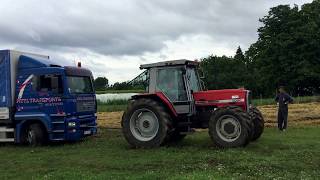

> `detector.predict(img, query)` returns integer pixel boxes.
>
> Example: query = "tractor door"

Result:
[155,67,194,115]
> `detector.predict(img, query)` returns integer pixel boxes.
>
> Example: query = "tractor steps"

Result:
[177,122,192,127]
[180,128,195,135]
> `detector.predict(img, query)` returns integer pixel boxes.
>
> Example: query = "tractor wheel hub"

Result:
[129,108,159,141]
[224,122,235,134]
[143,120,150,128]
[216,115,241,142]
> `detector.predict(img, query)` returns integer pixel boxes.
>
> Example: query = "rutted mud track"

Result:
[97,102,320,128]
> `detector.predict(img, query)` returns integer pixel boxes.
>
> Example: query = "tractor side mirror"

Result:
[200,79,207,90]
[199,70,205,79]
[182,68,187,75]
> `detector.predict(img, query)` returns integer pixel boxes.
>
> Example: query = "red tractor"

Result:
[122,60,264,148]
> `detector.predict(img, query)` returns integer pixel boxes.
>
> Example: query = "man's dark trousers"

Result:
[278,107,288,130]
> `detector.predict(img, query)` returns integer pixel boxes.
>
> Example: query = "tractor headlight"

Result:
[68,122,76,127]
[232,95,239,99]
[246,91,252,111]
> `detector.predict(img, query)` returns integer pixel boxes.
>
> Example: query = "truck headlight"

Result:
[68,122,76,127]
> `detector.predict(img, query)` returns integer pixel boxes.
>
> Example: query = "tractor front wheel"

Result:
[249,107,264,141]
[209,107,251,148]
[121,98,171,148]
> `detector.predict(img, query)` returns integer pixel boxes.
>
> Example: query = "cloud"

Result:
[0,0,312,83]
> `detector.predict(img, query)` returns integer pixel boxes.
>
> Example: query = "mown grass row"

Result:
[97,96,320,112]
[252,96,320,106]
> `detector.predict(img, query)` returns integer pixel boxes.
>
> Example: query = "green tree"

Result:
[247,1,320,96]
[201,55,246,90]
[94,77,109,90]
[234,46,245,63]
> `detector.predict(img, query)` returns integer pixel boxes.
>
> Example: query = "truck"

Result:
[122,60,264,148]
[0,50,97,145]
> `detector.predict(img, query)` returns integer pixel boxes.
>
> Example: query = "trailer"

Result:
[0,50,97,145]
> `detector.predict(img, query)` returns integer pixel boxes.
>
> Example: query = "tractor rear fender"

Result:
[131,92,178,117]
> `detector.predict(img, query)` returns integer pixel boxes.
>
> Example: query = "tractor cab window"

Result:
[188,68,201,92]
[156,68,187,101]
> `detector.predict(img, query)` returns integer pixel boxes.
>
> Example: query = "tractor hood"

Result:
[193,89,249,110]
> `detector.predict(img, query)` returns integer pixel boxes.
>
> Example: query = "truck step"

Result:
[0,127,14,132]
[0,138,14,142]
[52,121,64,124]
[51,138,64,141]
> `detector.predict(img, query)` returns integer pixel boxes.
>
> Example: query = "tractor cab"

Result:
[139,60,201,115]
[122,60,264,149]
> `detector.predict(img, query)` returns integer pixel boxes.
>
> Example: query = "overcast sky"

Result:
[0,0,312,84]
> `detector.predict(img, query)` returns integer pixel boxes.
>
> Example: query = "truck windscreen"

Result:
[67,76,93,94]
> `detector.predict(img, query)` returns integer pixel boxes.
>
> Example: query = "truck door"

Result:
[19,74,64,114]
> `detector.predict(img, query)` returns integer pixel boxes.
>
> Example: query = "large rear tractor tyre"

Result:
[209,107,251,148]
[121,98,171,148]
[249,107,264,141]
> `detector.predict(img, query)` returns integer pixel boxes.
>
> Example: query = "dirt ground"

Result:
[97,102,320,128]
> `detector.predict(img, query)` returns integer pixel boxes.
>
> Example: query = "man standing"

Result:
[275,86,293,131]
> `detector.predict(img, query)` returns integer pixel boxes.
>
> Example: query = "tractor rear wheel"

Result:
[249,107,264,141]
[209,107,251,148]
[121,98,171,148]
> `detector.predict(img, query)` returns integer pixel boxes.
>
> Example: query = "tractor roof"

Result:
[140,59,199,69]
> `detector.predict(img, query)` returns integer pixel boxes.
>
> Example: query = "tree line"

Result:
[201,0,320,97]
[95,0,320,97]
[94,77,144,91]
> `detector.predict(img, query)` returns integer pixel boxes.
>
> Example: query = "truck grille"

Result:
[78,116,96,130]
[77,100,95,112]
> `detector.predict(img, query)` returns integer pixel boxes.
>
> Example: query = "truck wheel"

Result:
[26,123,47,146]
[122,98,171,148]
[249,107,264,141]
[209,107,251,148]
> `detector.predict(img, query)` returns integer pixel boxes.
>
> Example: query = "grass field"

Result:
[0,126,319,179]
[1,102,320,179]
[97,99,128,112]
